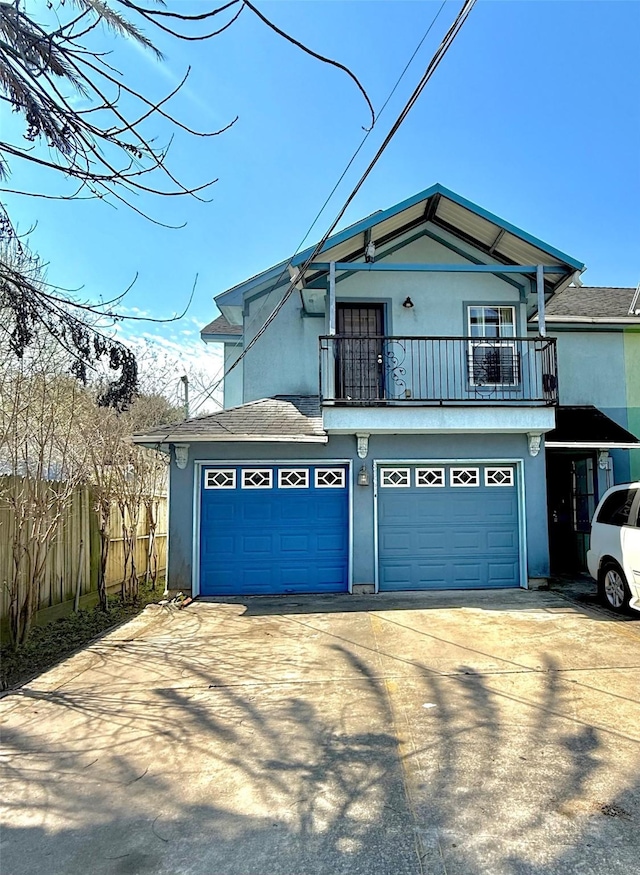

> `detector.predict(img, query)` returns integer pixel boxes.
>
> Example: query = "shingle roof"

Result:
[545,286,637,319]
[201,315,243,336]
[133,396,326,444]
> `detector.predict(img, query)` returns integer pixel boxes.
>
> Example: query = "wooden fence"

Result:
[0,476,167,625]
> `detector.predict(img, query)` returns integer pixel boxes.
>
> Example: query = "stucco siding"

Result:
[552,331,627,409]
[240,234,528,404]
[223,344,243,409]
[166,433,549,593]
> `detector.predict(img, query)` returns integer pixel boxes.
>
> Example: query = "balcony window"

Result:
[468,306,518,386]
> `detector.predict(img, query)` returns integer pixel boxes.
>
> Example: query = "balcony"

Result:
[319,336,558,406]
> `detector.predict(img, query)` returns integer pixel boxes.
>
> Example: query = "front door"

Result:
[336,303,385,401]
[547,451,598,573]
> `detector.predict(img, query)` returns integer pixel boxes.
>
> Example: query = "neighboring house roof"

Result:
[544,286,640,321]
[132,396,327,444]
[214,183,585,322]
[546,406,640,449]
[201,315,243,342]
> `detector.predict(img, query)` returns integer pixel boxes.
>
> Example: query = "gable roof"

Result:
[545,286,639,320]
[214,184,585,320]
[132,396,327,445]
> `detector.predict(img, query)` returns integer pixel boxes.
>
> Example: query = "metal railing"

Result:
[319,336,558,406]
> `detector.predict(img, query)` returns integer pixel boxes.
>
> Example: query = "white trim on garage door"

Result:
[373,458,527,593]
[192,459,354,597]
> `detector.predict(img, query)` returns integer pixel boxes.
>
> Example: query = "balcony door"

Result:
[336,303,385,401]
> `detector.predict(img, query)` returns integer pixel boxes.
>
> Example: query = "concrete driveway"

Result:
[1,588,639,875]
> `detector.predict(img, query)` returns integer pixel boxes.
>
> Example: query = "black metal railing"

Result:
[319,336,558,406]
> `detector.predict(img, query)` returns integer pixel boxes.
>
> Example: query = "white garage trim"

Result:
[373,458,528,594]
[192,459,353,598]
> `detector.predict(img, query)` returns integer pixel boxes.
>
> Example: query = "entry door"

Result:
[336,304,385,401]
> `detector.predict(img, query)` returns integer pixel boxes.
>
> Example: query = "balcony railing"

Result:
[319,336,558,406]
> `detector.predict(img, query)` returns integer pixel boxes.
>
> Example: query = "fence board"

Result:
[0,476,167,622]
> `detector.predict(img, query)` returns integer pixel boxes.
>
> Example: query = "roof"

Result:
[546,406,639,448]
[201,315,243,340]
[132,396,327,444]
[214,184,585,318]
[544,286,639,320]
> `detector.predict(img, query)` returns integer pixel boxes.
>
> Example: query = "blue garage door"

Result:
[200,465,349,596]
[378,464,520,591]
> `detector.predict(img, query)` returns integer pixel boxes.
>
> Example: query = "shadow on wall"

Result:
[1,612,639,874]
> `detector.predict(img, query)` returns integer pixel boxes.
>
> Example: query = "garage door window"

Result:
[205,469,236,489]
[485,467,514,487]
[278,469,309,488]
[415,468,445,487]
[380,468,411,487]
[450,467,479,487]
[242,469,273,489]
[315,468,346,488]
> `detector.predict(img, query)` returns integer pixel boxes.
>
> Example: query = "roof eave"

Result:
[132,433,327,444]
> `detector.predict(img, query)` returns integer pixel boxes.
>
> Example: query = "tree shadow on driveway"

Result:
[1,602,639,874]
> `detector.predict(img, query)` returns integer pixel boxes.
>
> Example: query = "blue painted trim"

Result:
[309,262,566,274]
[421,228,525,295]
[289,184,442,268]
[431,186,585,271]
[215,183,584,308]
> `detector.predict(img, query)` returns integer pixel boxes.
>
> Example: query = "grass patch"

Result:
[1,581,165,691]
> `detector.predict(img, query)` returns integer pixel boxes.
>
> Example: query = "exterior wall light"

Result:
[357,465,370,487]
[402,297,414,309]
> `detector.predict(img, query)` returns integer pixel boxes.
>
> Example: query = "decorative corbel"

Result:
[527,433,542,457]
[598,450,610,470]
[356,433,370,460]
[174,444,190,470]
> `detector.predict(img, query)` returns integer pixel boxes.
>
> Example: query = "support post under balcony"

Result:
[329,261,336,335]
[536,264,546,337]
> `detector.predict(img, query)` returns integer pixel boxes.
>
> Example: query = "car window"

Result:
[596,488,638,526]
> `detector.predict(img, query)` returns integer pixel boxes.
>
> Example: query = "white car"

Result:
[587,482,640,613]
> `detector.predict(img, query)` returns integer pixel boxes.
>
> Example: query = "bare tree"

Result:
[0,1,372,405]
[0,343,88,646]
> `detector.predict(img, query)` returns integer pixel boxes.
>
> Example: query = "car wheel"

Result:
[598,562,631,612]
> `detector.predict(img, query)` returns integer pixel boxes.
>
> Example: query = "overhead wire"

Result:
[226,0,477,373]
[189,0,458,415]
[239,0,448,345]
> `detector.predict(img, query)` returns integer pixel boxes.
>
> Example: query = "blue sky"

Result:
[3,0,639,405]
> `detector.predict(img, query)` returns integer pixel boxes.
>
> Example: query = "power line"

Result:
[225,0,477,379]
[241,0,448,343]
[171,0,476,424]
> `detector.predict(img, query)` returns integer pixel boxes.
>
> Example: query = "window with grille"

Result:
[241,469,273,489]
[415,468,445,487]
[205,469,236,489]
[485,467,514,487]
[278,469,309,489]
[450,467,479,487]
[467,306,518,386]
[315,468,346,488]
[380,468,411,488]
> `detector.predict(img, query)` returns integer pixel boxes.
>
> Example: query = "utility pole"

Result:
[180,375,189,420]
